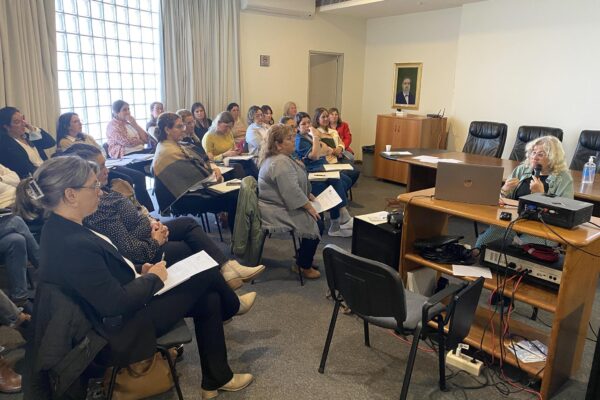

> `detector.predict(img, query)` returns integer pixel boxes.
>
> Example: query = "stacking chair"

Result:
[462,121,508,158]
[318,244,484,400]
[569,130,600,171]
[106,319,193,400]
[509,126,564,161]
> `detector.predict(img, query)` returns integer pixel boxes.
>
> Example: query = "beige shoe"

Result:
[221,261,266,288]
[236,292,256,316]
[291,265,321,279]
[201,373,254,399]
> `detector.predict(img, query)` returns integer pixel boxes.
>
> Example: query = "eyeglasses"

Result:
[530,151,547,158]
[75,181,102,190]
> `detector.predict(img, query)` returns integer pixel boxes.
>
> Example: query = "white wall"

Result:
[239,11,366,131]
[452,0,600,159]
[360,8,462,154]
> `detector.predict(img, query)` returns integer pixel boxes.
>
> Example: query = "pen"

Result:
[161,252,165,262]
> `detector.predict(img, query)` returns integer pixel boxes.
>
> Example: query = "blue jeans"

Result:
[0,215,40,301]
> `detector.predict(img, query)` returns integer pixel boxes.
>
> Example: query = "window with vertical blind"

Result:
[55,0,161,143]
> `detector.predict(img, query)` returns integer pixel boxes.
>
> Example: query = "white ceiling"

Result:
[317,0,485,19]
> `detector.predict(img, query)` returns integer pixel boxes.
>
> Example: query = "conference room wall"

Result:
[239,11,366,133]
[452,0,600,160]
[359,8,462,156]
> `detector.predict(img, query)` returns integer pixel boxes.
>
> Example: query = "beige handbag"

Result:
[104,352,174,400]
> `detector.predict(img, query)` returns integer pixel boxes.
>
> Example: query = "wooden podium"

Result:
[373,114,447,184]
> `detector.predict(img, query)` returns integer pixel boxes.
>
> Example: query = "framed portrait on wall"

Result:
[392,62,422,110]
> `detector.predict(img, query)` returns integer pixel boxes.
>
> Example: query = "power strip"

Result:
[446,350,483,376]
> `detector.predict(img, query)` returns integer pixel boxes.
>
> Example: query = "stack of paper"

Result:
[437,159,463,164]
[355,211,389,225]
[382,151,412,156]
[308,171,340,181]
[505,340,547,363]
[208,179,242,194]
[310,185,343,213]
[412,155,440,164]
[323,164,354,171]
[224,155,255,162]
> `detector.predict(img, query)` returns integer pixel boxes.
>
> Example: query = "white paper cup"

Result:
[385,145,391,152]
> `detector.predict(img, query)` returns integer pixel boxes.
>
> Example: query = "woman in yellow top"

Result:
[202,111,241,162]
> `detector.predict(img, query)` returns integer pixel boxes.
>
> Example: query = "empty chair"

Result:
[509,126,564,161]
[570,130,600,171]
[462,121,508,158]
[318,244,484,400]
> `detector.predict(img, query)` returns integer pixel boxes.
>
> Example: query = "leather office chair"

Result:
[570,130,600,171]
[462,121,508,158]
[318,244,484,399]
[509,126,564,161]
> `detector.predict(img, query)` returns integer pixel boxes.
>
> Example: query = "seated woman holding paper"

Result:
[16,156,255,397]
[258,124,324,279]
[475,135,573,248]
[312,107,360,187]
[295,112,353,237]
[62,143,264,291]
[152,113,239,231]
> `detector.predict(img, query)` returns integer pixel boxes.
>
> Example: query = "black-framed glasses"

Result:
[74,181,102,190]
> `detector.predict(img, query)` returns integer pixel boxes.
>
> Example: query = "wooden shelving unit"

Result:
[397,189,600,399]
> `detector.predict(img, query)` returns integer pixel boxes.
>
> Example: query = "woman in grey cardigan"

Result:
[257,124,323,279]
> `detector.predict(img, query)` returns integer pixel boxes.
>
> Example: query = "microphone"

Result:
[534,164,542,177]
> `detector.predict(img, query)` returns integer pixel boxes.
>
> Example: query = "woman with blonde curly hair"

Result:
[476,135,573,247]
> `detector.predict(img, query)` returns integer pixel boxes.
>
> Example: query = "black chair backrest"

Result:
[153,178,176,214]
[570,130,600,171]
[102,142,111,159]
[323,244,407,327]
[462,121,508,158]
[445,277,484,350]
[509,126,564,161]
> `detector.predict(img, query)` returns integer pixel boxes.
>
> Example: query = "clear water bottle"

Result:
[582,156,596,184]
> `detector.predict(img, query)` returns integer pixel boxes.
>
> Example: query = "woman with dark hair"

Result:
[258,124,323,279]
[152,113,239,231]
[202,112,241,162]
[56,112,154,211]
[226,103,247,147]
[16,156,254,398]
[146,101,164,135]
[328,107,353,154]
[0,106,56,179]
[245,106,268,156]
[295,112,353,237]
[191,102,212,144]
[106,100,151,159]
[261,105,274,126]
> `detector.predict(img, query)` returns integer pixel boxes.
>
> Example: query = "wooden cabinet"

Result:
[373,114,447,184]
[397,188,600,399]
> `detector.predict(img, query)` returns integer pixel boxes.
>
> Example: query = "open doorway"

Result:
[308,51,343,114]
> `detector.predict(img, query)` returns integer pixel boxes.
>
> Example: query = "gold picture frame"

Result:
[392,62,422,110]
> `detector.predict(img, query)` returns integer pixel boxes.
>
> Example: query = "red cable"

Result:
[387,330,436,353]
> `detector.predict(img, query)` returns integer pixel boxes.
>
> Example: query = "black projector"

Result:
[518,193,593,229]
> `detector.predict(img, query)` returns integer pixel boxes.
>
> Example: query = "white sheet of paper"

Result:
[452,264,492,279]
[437,159,463,164]
[412,156,440,164]
[383,151,412,156]
[155,251,219,296]
[308,171,340,181]
[355,211,389,225]
[310,185,343,213]
[218,166,233,175]
[323,164,354,171]
[106,158,134,167]
[208,179,242,194]
[224,155,255,161]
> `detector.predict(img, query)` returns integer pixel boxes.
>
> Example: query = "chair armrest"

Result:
[421,283,466,326]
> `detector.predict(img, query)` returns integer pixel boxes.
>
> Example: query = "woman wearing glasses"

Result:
[16,156,254,398]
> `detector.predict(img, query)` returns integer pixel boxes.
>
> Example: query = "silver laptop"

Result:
[435,163,504,205]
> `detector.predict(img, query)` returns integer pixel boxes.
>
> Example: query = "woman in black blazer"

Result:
[0,107,56,179]
[16,157,254,397]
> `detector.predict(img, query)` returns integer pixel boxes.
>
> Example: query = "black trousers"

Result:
[296,219,324,269]
[159,217,229,266]
[173,190,239,232]
[148,267,239,390]
[108,166,155,212]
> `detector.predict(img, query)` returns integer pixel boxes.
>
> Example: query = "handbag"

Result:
[104,352,174,400]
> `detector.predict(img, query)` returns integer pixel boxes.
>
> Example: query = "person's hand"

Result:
[309,126,321,139]
[303,202,321,221]
[501,178,519,194]
[141,263,153,274]
[308,193,316,201]
[149,218,160,230]
[530,176,545,193]
[125,115,138,126]
[214,168,223,183]
[333,146,343,156]
[223,149,241,157]
[151,222,169,245]
[148,261,168,282]
[22,116,34,132]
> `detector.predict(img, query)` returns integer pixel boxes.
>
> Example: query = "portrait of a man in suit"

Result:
[392,63,422,110]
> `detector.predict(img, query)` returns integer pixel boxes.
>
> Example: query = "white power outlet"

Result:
[446,350,483,376]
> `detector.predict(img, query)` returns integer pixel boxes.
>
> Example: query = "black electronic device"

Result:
[499,211,512,221]
[351,216,402,270]
[518,193,593,229]
[480,239,563,290]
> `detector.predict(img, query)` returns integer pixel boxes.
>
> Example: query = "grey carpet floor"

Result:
[1,174,596,399]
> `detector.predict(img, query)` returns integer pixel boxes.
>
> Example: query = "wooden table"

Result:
[398,188,600,399]
[382,149,600,216]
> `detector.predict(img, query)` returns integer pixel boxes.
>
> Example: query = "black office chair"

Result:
[106,319,193,400]
[462,121,508,158]
[318,244,484,400]
[509,126,564,161]
[569,130,600,171]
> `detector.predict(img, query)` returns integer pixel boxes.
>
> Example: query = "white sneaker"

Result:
[340,218,354,230]
[328,226,352,237]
